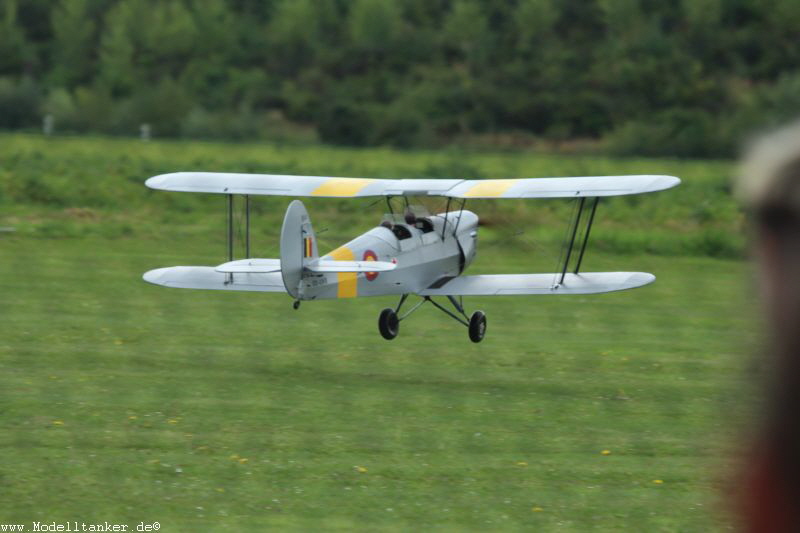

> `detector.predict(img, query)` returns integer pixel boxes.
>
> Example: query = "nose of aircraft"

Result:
[456,210,479,231]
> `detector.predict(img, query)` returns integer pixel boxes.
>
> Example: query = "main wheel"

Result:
[468,311,487,343]
[378,308,400,340]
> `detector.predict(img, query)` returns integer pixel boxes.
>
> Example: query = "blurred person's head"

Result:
[739,122,800,366]
[737,121,800,530]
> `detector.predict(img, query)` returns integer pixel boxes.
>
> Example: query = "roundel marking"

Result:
[363,249,378,281]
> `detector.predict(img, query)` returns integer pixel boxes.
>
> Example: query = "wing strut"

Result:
[245,194,250,258]
[226,194,234,284]
[573,197,599,274]
[225,194,253,284]
[557,196,600,285]
[227,194,233,262]
[451,198,467,235]
[441,196,452,240]
[441,197,467,241]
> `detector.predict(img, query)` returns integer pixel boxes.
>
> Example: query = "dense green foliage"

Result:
[2,0,800,155]
[0,134,752,530]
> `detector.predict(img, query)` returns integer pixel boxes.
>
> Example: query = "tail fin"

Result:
[280,200,317,298]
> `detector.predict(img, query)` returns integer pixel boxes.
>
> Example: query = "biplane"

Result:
[143,172,680,342]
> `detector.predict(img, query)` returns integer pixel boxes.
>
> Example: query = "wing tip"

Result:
[143,267,171,285]
[628,272,656,288]
[145,173,175,190]
[146,171,204,191]
[649,174,681,191]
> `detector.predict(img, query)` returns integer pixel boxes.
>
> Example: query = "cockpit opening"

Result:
[415,217,434,233]
[392,225,412,240]
[380,209,434,240]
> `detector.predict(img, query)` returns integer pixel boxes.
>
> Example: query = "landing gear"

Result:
[378,308,400,340]
[377,294,487,342]
[293,300,301,310]
[468,311,487,343]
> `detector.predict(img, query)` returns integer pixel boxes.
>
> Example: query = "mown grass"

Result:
[0,134,756,531]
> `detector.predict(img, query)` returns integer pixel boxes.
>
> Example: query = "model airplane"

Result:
[143,172,679,342]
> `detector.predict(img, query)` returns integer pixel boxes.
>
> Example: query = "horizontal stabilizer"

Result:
[215,258,281,274]
[420,272,654,296]
[144,266,286,292]
[306,259,396,273]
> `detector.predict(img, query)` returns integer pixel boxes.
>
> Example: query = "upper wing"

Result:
[419,272,655,296]
[146,172,679,198]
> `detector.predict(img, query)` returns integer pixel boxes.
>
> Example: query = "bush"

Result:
[180,107,262,140]
[0,77,41,130]
[723,73,800,153]
[41,88,78,132]
[605,108,731,158]
[317,102,372,146]
[72,86,116,132]
[114,79,193,137]
[370,103,425,148]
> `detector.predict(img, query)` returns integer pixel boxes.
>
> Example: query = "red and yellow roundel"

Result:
[363,249,378,281]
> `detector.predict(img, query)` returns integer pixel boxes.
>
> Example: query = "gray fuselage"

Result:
[299,210,478,300]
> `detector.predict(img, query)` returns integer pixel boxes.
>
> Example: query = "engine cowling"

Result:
[455,210,479,272]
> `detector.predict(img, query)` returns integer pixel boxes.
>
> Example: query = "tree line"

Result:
[2,0,799,157]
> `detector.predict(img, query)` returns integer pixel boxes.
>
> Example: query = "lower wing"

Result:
[143,266,286,292]
[419,272,654,296]
[144,258,397,293]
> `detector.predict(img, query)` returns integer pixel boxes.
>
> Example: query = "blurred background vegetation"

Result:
[2,0,799,157]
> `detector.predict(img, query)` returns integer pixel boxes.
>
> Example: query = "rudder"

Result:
[280,200,318,298]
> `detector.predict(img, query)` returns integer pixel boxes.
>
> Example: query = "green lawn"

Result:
[0,134,755,531]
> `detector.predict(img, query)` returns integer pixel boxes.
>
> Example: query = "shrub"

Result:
[605,108,731,158]
[0,77,41,129]
[317,102,372,146]
[180,107,262,140]
[72,86,116,132]
[41,88,78,132]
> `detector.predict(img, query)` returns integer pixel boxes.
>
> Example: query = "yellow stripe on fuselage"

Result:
[311,178,376,197]
[462,179,520,197]
[327,246,357,298]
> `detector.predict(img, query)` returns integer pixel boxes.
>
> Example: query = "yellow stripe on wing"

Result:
[327,246,357,298]
[462,179,520,197]
[311,178,377,197]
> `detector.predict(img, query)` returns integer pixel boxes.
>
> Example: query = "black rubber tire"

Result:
[378,308,400,340]
[468,311,487,343]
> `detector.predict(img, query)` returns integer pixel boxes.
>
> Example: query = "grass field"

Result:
[1,134,756,531]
